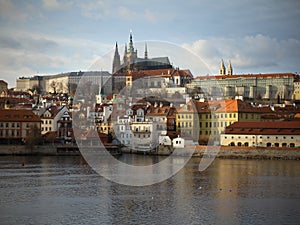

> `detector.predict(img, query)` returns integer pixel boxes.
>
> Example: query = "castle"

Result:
[112,32,173,74]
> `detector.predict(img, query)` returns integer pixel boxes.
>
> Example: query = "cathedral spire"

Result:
[219,59,226,75]
[128,30,134,53]
[227,60,233,75]
[144,42,148,59]
[112,42,120,73]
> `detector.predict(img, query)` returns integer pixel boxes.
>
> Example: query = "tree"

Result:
[31,84,42,94]
[25,124,43,147]
[50,81,57,94]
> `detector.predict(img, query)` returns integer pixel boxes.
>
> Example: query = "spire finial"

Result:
[129,30,134,53]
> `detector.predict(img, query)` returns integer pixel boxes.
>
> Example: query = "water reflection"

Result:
[0,156,300,224]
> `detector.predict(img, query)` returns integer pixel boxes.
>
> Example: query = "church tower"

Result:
[219,59,226,75]
[227,60,233,75]
[123,31,138,67]
[112,42,121,73]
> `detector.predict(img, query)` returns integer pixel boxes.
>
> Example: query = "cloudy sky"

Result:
[1,0,300,87]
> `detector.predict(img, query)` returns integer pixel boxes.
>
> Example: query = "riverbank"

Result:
[1,144,300,160]
[193,146,300,160]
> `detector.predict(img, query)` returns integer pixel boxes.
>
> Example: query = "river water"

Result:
[0,155,300,225]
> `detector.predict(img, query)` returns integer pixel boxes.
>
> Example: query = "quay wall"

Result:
[192,146,300,160]
[1,144,300,160]
[0,145,79,156]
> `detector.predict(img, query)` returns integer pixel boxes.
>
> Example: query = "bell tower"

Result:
[219,59,226,75]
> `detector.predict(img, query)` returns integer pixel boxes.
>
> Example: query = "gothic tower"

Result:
[219,59,226,75]
[112,42,121,73]
[123,31,138,67]
[227,60,233,75]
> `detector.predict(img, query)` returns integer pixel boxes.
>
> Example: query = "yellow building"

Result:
[176,99,275,145]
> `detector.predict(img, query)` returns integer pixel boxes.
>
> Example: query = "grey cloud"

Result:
[0,36,59,53]
[184,34,300,74]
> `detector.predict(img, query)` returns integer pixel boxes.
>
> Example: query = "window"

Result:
[290,143,295,147]
[282,143,287,147]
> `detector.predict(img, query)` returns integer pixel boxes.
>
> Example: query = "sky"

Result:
[1,0,300,87]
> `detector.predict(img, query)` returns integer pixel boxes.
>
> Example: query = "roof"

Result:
[117,68,193,79]
[195,73,295,80]
[224,121,300,135]
[0,80,8,85]
[177,99,274,114]
[0,109,42,122]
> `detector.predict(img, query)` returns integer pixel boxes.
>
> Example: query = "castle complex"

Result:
[112,32,172,74]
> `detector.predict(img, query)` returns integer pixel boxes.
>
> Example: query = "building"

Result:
[0,109,41,144]
[220,121,300,148]
[112,32,172,74]
[176,99,276,144]
[57,110,73,144]
[293,75,300,103]
[188,72,295,101]
[39,105,68,135]
[16,71,112,95]
[112,32,176,91]
[0,80,8,94]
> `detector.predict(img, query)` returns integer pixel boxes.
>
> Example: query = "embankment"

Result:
[0,145,79,156]
[192,146,300,160]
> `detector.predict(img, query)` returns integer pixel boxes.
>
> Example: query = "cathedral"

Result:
[112,32,173,74]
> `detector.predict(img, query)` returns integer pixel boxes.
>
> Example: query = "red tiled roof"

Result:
[0,109,41,122]
[224,121,300,135]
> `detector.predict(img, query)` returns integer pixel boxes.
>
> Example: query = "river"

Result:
[0,155,300,225]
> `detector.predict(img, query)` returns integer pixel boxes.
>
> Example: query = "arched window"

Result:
[266,142,272,147]
[274,143,279,147]
[290,143,295,147]
[244,142,249,147]
[282,143,287,147]
[230,142,235,146]
[237,142,242,146]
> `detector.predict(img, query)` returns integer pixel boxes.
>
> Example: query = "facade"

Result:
[220,121,300,148]
[0,80,8,94]
[57,110,73,144]
[293,76,300,102]
[16,71,112,95]
[0,109,41,144]
[176,99,276,144]
[39,105,68,135]
[187,73,295,101]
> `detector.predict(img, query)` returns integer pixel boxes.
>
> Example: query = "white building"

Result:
[221,121,300,148]
[39,105,68,134]
[172,136,185,148]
